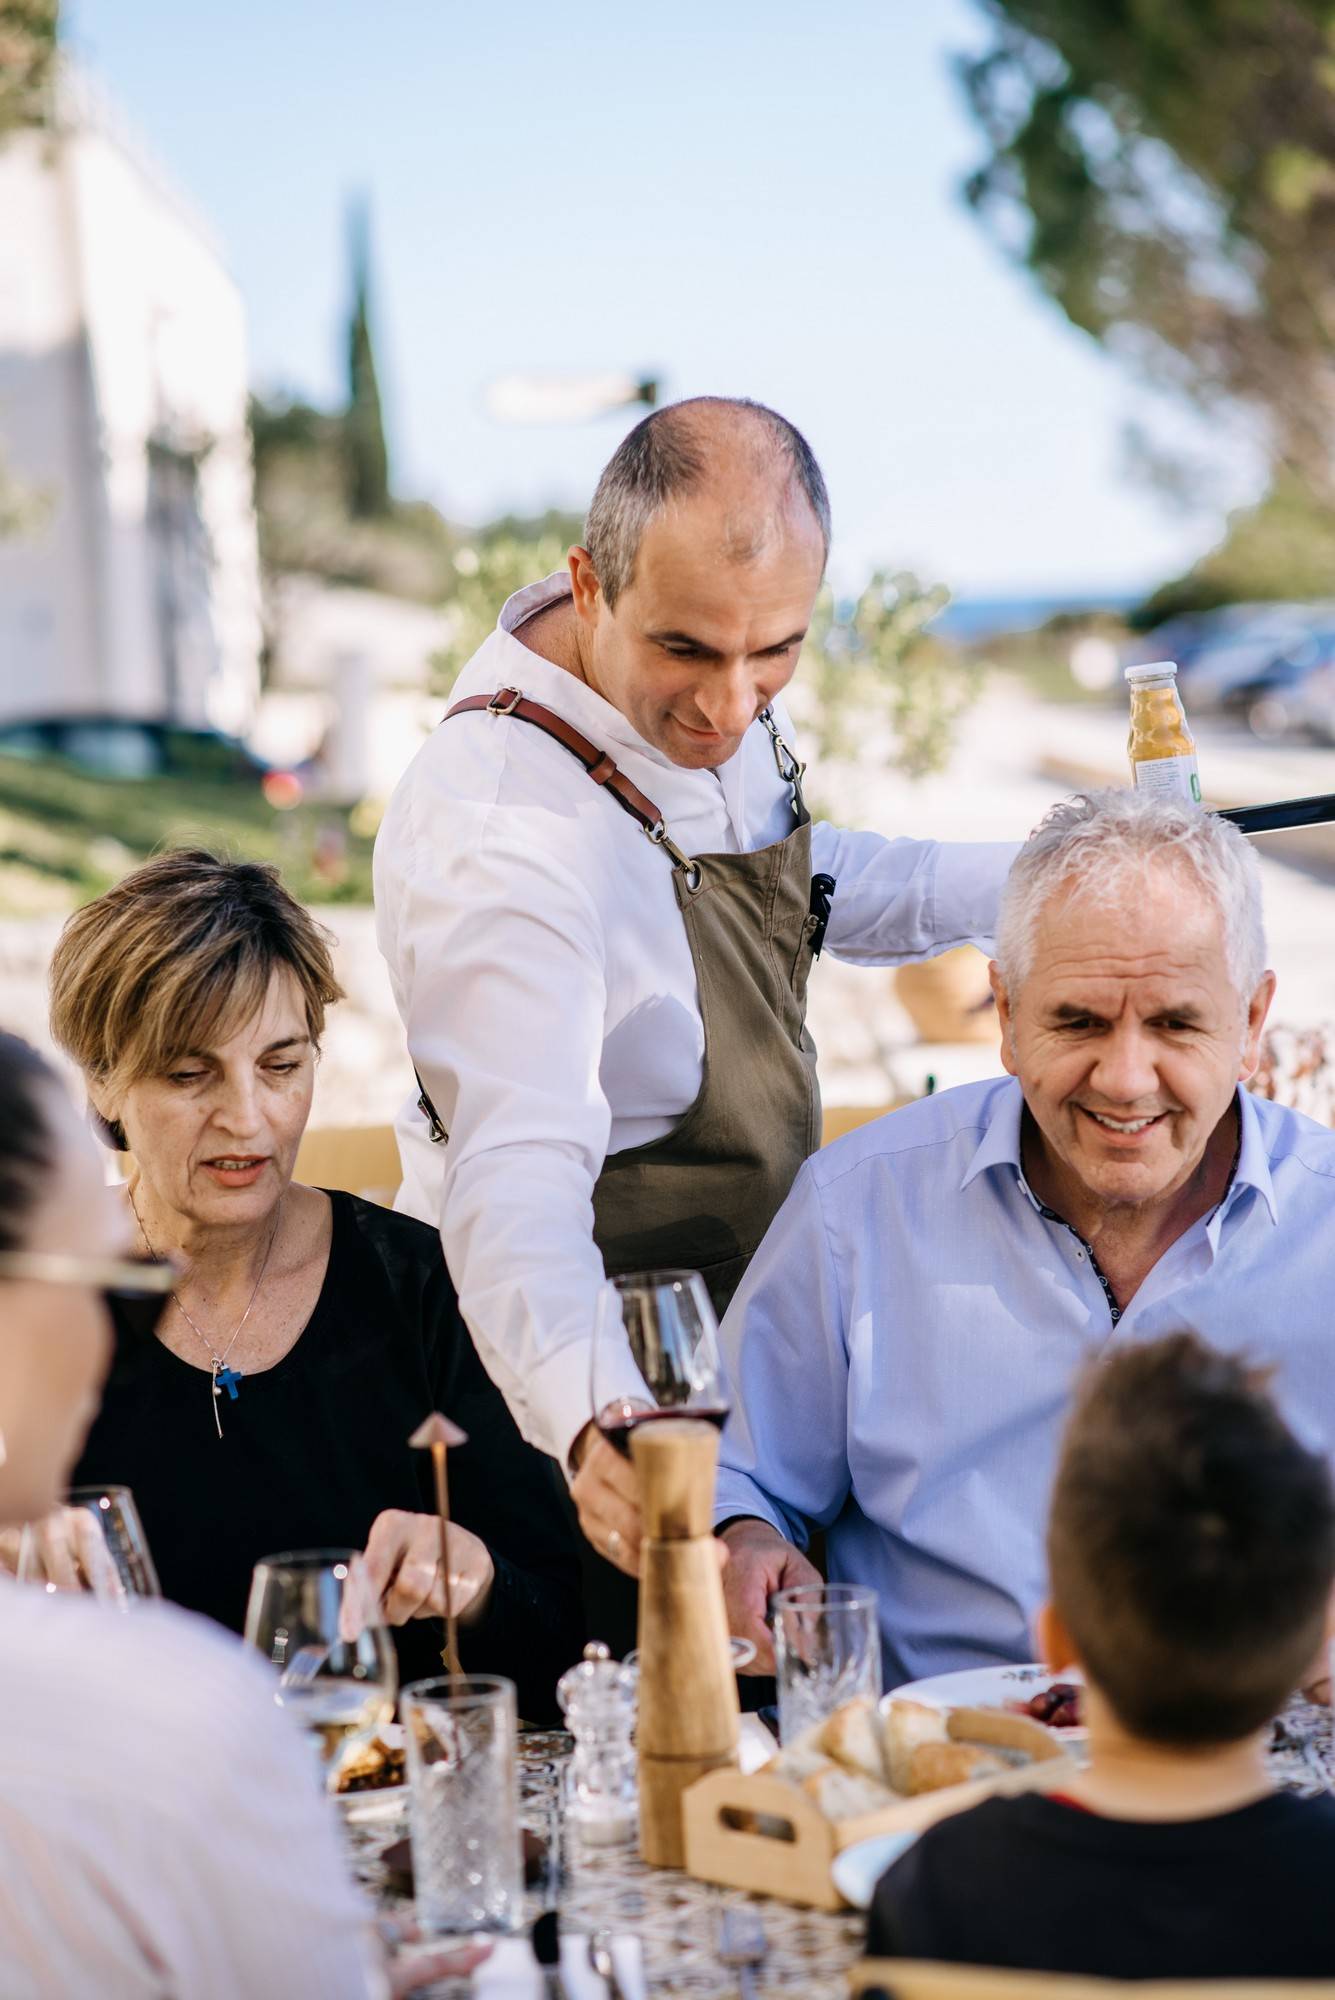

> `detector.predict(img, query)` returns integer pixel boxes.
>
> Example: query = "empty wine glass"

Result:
[14,1484,160,1603]
[244,1548,397,1790]
[590,1269,730,1457]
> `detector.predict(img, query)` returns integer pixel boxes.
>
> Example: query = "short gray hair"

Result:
[584,396,831,608]
[995,789,1267,1004]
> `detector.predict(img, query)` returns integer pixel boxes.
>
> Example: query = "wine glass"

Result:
[244,1548,397,1790]
[14,1484,160,1603]
[590,1269,730,1456]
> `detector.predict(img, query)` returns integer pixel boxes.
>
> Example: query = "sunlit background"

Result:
[2,0,1333,1125]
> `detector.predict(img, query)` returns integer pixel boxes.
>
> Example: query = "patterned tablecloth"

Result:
[344,1701,1335,1999]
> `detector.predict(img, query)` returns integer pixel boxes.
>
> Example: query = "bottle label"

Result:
[1133,752,1202,804]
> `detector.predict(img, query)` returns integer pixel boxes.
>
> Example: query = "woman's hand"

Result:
[360,1508,496,1628]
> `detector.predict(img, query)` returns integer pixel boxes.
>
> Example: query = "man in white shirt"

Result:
[713,790,1335,1688]
[375,397,1014,1602]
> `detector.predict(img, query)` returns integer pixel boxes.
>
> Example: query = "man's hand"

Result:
[360,1509,496,1628]
[570,1423,643,1578]
[719,1516,821,1674]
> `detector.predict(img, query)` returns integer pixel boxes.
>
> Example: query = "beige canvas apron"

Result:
[591,731,823,1318]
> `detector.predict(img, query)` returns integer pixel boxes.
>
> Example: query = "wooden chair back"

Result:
[851,1964,1335,2000]
[821,1102,902,1147]
[294,1123,402,1206]
[290,1102,901,1204]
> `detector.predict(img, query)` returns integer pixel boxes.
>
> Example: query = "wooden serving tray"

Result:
[681,1736,1077,1912]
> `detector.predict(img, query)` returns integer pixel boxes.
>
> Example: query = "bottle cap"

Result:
[1124,660,1179,684]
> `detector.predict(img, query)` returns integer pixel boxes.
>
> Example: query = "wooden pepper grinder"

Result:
[632,1417,740,1867]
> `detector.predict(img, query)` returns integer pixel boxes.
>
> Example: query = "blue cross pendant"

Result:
[215,1366,243,1400]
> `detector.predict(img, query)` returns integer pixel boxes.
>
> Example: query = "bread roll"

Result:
[820,1698,889,1783]
[764,1740,834,1785]
[881,1697,948,1791]
[802,1764,897,1821]
[905,1740,1005,1796]
[945,1704,1063,1762]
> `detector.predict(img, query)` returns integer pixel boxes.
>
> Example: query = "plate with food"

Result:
[330,1723,407,1818]
[888,1663,1086,1741]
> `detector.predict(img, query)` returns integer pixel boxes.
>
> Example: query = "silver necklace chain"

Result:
[129,1189,283,1438]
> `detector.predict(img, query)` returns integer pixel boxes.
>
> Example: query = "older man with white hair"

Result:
[715,788,1335,1687]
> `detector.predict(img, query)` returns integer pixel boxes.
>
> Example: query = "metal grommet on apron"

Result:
[429,690,830,1653]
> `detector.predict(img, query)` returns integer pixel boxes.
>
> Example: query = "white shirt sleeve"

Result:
[389,814,625,1467]
[714,1161,852,1543]
[810,823,1018,964]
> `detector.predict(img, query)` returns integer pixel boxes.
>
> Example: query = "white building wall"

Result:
[0,129,102,715]
[0,74,262,731]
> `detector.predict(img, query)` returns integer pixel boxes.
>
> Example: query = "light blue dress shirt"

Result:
[714,1075,1335,1690]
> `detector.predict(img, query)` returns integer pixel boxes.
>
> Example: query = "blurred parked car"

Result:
[1256,654,1335,746]
[1127,603,1335,715]
[0,715,302,799]
[1226,631,1335,738]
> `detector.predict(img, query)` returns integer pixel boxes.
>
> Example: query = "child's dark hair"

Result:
[1049,1332,1335,1746]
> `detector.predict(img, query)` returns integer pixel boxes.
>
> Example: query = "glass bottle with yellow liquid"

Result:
[1125,661,1202,804]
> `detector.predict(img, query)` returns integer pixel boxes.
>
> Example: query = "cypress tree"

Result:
[345,195,390,519]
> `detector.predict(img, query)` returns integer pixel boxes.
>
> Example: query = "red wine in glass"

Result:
[590,1270,729,1456]
[596,1400,731,1458]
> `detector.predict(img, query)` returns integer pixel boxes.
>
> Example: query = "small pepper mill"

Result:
[631,1417,739,1867]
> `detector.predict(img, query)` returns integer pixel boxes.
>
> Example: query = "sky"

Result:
[67,0,1262,597]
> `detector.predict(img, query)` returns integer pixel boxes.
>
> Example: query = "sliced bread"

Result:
[904,1740,1005,1796]
[881,1697,949,1791]
[820,1698,889,1783]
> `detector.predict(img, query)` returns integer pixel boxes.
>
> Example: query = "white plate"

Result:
[830,1829,918,1910]
[886,1662,1086,1742]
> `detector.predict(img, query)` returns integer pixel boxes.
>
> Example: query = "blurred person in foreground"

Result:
[0,1031,486,1998]
[374,396,1016,1635]
[867,1333,1335,1980]
[51,851,582,1719]
[714,789,1335,1686]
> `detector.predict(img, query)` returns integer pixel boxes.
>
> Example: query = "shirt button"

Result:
[1076,1249,1084,1260]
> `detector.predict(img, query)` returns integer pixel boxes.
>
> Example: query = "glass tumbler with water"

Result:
[401,1675,522,1934]
[772,1582,881,1745]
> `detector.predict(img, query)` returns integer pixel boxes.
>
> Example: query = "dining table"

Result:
[342,1696,1335,1998]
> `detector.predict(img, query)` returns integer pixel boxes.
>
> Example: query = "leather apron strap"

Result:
[415,687,824,1144]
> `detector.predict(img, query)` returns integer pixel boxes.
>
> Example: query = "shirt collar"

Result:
[1222,1084,1278,1227]
[959,1079,1278,1228]
[959,1078,1027,1196]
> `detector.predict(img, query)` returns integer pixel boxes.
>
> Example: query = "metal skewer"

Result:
[409,1412,469,1676]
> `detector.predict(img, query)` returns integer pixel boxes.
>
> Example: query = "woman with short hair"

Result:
[53,850,582,1716]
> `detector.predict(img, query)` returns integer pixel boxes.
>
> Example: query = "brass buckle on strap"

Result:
[758,705,805,789]
[647,819,702,891]
[487,687,523,716]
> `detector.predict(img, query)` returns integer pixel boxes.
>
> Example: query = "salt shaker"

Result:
[556,1641,638,1846]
